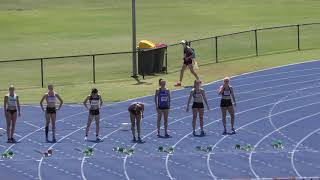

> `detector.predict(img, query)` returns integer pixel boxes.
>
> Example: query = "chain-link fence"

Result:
[1,23,319,90]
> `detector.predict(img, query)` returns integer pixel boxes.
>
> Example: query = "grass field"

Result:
[2,48,320,104]
[1,0,320,60]
[0,0,320,104]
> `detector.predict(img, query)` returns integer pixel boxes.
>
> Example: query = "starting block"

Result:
[234,144,252,152]
[2,150,14,159]
[75,147,94,156]
[113,147,135,156]
[158,146,174,154]
[272,140,283,149]
[34,149,53,157]
[235,144,241,150]
[242,144,252,152]
[195,145,213,153]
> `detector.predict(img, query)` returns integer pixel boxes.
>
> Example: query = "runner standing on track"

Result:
[83,88,103,142]
[128,102,144,142]
[3,85,21,143]
[186,80,210,136]
[218,77,236,135]
[154,79,171,138]
[175,40,200,87]
[40,84,63,142]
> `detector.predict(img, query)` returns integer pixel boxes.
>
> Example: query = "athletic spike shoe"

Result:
[231,128,236,134]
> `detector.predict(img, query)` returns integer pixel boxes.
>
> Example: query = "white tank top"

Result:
[47,93,56,104]
[7,94,17,107]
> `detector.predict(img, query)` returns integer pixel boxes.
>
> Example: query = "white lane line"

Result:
[268,83,320,148]
[24,121,41,129]
[122,89,302,180]
[37,111,127,180]
[124,84,320,180]
[93,87,302,179]
[206,101,320,180]
[248,112,320,179]
[0,128,22,138]
[81,127,122,180]
[167,100,320,180]
[170,67,320,101]
[291,128,320,177]
[234,67,320,81]
[211,100,320,179]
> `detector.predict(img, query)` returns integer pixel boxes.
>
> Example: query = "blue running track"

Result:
[1,60,320,180]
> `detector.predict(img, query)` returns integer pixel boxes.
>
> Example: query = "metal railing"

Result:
[1,22,320,90]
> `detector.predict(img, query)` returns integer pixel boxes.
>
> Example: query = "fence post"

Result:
[92,55,96,84]
[215,36,218,63]
[254,29,259,56]
[40,58,44,88]
[297,24,301,51]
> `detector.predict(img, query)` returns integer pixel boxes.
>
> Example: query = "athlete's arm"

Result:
[154,90,159,110]
[4,96,8,113]
[168,90,171,109]
[99,95,103,108]
[140,103,145,118]
[201,90,210,110]
[16,96,21,116]
[40,94,47,112]
[186,91,192,112]
[56,94,63,110]
[231,87,236,106]
[218,85,223,95]
[83,96,90,110]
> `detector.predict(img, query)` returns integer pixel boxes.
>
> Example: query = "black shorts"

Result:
[90,109,100,116]
[158,106,170,110]
[192,102,204,109]
[7,109,17,115]
[183,59,193,65]
[46,107,56,114]
[220,99,233,107]
[129,110,141,116]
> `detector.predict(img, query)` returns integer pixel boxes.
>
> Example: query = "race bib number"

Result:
[160,97,168,102]
[91,100,99,106]
[223,90,231,96]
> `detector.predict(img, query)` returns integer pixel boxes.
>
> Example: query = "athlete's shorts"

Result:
[158,106,170,110]
[7,109,17,115]
[220,99,233,107]
[192,102,204,109]
[183,58,193,65]
[90,109,100,116]
[46,107,56,114]
[129,109,141,116]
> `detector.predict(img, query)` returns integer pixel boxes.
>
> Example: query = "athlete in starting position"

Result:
[128,102,144,142]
